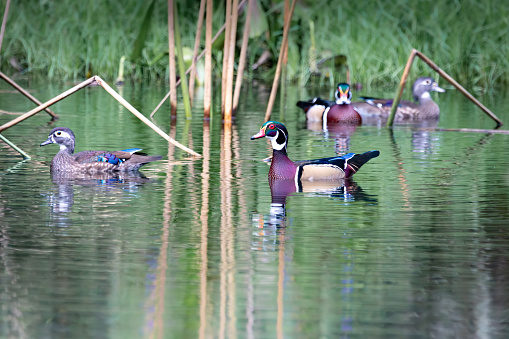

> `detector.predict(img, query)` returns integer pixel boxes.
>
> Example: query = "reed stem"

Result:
[387,49,503,128]
[414,50,503,127]
[224,0,239,122]
[0,77,96,133]
[167,0,177,117]
[0,133,31,159]
[0,71,59,120]
[279,0,290,116]
[189,0,206,105]
[264,0,296,122]
[387,49,416,127]
[95,76,201,156]
[0,0,11,54]
[233,0,253,111]
[419,127,508,134]
[204,0,213,118]
[173,1,192,119]
[221,0,232,113]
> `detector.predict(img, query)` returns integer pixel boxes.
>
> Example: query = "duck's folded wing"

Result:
[73,150,133,165]
[294,153,355,169]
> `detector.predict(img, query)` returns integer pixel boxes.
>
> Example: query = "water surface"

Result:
[1,79,509,338]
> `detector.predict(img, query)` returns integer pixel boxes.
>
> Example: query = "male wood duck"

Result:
[353,77,445,120]
[40,127,162,173]
[297,83,362,125]
[251,121,379,181]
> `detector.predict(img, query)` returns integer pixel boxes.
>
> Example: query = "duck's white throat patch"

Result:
[267,130,286,151]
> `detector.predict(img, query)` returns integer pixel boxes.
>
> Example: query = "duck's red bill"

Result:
[251,129,265,140]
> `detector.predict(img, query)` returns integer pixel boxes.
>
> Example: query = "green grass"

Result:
[1,0,508,90]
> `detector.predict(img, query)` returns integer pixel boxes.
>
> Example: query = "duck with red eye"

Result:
[251,121,379,182]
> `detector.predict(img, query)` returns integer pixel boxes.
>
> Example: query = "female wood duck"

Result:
[353,77,445,120]
[40,127,162,173]
[251,121,379,181]
[297,83,362,125]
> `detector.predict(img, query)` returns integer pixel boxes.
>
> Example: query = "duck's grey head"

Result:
[40,127,76,153]
[413,77,445,101]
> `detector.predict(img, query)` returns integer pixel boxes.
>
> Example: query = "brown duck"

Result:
[353,77,445,120]
[40,127,162,173]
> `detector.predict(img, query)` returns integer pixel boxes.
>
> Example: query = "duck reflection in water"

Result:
[252,177,376,252]
[48,171,151,215]
[306,120,358,155]
[269,176,376,219]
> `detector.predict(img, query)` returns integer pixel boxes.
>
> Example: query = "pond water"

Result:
[1,77,509,338]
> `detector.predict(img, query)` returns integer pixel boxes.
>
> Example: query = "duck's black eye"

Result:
[56,131,62,136]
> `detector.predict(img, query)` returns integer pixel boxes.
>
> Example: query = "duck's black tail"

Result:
[296,97,334,112]
[346,150,379,177]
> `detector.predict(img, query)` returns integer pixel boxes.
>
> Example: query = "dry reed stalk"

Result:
[223,0,240,122]
[415,50,502,127]
[0,71,59,119]
[221,0,232,113]
[0,77,96,133]
[279,0,290,114]
[150,0,246,119]
[0,76,201,156]
[204,0,213,118]
[0,0,11,53]
[419,127,509,134]
[168,0,177,117]
[387,49,416,127]
[189,0,206,105]
[388,49,503,128]
[263,0,296,122]
[95,76,201,156]
[150,21,227,118]
[233,0,253,111]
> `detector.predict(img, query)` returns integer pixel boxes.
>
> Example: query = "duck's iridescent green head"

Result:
[251,121,288,152]
[335,83,352,105]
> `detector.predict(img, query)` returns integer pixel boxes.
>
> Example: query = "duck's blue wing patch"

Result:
[121,148,142,154]
[96,153,123,165]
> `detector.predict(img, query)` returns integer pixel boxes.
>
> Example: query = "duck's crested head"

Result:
[251,121,288,152]
[335,83,352,104]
